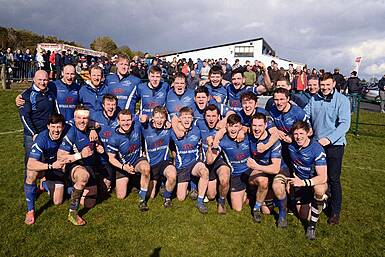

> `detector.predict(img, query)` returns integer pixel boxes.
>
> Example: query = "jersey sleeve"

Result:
[60,127,76,152]
[19,90,38,136]
[270,140,282,159]
[29,134,45,160]
[314,143,327,166]
[106,134,119,154]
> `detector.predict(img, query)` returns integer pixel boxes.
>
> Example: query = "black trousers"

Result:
[324,144,345,216]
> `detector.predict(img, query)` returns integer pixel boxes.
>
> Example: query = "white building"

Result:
[159,37,304,69]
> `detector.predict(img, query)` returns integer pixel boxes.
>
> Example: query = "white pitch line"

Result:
[0,129,23,135]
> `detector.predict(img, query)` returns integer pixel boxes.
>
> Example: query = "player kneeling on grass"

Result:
[206,114,251,212]
[57,106,104,226]
[140,106,177,208]
[107,109,151,211]
[197,104,230,214]
[24,114,69,225]
[171,107,209,214]
[287,121,328,240]
[247,113,287,226]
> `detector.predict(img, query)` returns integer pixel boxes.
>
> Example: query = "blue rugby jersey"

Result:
[106,116,142,165]
[250,132,282,166]
[60,126,97,166]
[90,111,118,146]
[50,80,80,121]
[288,139,327,179]
[141,121,171,166]
[134,81,169,116]
[105,73,137,112]
[19,85,57,136]
[269,104,309,134]
[166,88,195,118]
[204,82,228,104]
[219,134,251,176]
[79,83,108,112]
[29,129,62,164]
[195,119,218,162]
[237,107,273,129]
[171,125,201,170]
[193,100,231,122]
[226,84,253,112]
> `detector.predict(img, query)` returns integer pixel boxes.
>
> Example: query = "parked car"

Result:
[361,83,380,104]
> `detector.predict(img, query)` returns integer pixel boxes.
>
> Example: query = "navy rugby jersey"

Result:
[50,80,80,121]
[237,107,273,129]
[204,82,229,104]
[60,126,97,166]
[105,73,138,113]
[288,139,327,179]
[227,84,253,112]
[219,134,251,176]
[250,133,282,165]
[29,129,62,164]
[166,88,195,118]
[193,100,231,121]
[106,116,142,165]
[269,104,309,134]
[133,81,169,116]
[79,83,108,112]
[141,122,171,166]
[19,84,57,136]
[90,111,118,146]
[195,119,218,162]
[171,125,201,170]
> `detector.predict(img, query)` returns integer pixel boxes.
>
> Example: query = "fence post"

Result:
[1,64,7,89]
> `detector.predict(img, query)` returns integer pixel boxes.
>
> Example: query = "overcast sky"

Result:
[1,0,385,79]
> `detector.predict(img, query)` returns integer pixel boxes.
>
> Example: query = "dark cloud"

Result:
[1,0,385,77]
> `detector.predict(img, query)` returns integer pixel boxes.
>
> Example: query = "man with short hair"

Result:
[140,106,176,208]
[378,73,385,113]
[58,105,105,225]
[79,66,108,112]
[304,72,350,225]
[166,72,195,118]
[24,114,68,225]
[107,110,151,211]
[204,66,229,104]
[105,54,140,113]
[287,121,328,240]
[19,70,57,175]
[298,76,320,105]
[197,104,230,214]
[171,107,209,214]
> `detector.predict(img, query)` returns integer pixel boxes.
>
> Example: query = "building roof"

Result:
[159,37,272,57]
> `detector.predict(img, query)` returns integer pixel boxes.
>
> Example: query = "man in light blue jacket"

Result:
[304,72,350,225]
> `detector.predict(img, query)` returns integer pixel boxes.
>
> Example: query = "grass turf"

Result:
[0,90,384,257]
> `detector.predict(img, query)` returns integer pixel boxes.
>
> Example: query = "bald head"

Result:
[33,70,49,91]
[62,65,76,85]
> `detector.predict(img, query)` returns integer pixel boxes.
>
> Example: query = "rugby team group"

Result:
[18,54,350,240]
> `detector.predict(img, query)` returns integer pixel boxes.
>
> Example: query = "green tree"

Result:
[90,36,118,55]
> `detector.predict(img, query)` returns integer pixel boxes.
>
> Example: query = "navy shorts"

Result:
[177,161,201,183]
[116,157,148,180]
[230,169,252,192]
[206,158,229,181]
[150,160,174,180]
[44,169,65,194]
[293,186,314,205]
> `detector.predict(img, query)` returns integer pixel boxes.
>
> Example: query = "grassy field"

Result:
[0,90,384,257]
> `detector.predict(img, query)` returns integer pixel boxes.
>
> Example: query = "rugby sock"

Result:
[24,183,37,211]
[163,190,172,200]
[41,181,49,193]
[139,188,147,202]
[197,196,204,205]
[309,197,324,227]
[190,181,197,191]
[277,197,287,219]
[217,196,225,205]
[67,186,74,196]
[253,201,262,211]
[69,187,84,211]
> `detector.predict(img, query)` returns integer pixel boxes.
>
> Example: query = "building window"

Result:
[234,46,254,57]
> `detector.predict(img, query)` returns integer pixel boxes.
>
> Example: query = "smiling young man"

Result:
[24,114,68,225]
[105,54,140,113]
[107,110,151,211]
[203,66,229,104]
[79,65,108,112]
[140,106,176,208]
[171,107,209,214]
[304,72,350,225]
[288,121,328,240]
